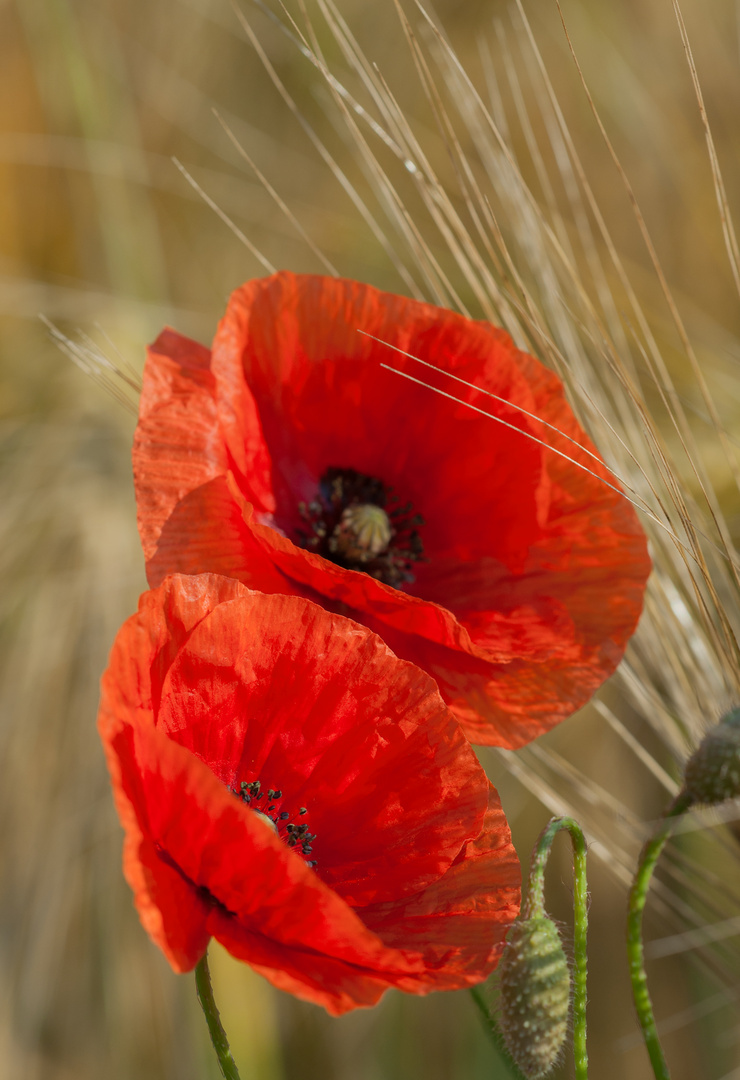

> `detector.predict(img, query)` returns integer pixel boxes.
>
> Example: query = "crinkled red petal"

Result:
[104,576,488,907]
[426,343,652,746]
[208,914,398,1016]
[97,717,212,972]
[100,712,430,1009]
[210,782,518,1019]
[158,592,487,906]
[234,497,648,748]
[134,329,275,586]
[359,787,520,987]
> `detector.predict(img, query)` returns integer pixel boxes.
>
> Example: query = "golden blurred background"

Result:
[2,0,740,1077]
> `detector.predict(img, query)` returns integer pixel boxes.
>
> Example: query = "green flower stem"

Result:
[469,985,527,1079]
[525,817,589,1080]
[195,951,242,1080]
[627,793,693,1080]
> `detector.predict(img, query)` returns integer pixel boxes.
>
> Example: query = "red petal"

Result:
[210,913,409,1016]
[228,507,645,748]
[134,329,274,586]
[145,475,289,591]
[97,719,212,971]
[359,787,520,987]
[102,710,429,999]
[101,572,249,723]
[424,347,652,746]
[213,274,543,570]
[147,578,489,906]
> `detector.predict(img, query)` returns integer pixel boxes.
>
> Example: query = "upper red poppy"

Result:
[98,574,520,1015]
[133,272,650,748]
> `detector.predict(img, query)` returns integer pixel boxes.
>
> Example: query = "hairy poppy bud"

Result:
[499,916,571,1078]
[683,707,740,806]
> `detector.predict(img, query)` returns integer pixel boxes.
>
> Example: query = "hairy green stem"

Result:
[195,952,242,1080]
[627,794,693,1080]
[525,816,589,1080]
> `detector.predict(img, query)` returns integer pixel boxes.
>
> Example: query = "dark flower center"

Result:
[228,778,318,868]
[297,467,425,588]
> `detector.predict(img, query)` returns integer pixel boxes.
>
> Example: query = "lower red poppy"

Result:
[98,574,520,1014]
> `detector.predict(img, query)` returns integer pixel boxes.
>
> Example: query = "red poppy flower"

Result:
[133,273,650,748]
[98,574,520,1015]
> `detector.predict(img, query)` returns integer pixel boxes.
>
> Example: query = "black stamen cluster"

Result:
[297,466,425,588]
[285,821,317,855]
[228,778,317,867]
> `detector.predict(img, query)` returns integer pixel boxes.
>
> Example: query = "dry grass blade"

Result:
[213,109,341,277]
[172,156,277,272]
[41,317,142,416]
[670,0,740,303]
[233,0,426,298]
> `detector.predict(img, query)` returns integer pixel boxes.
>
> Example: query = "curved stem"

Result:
[524,816,589,1080]
[195,951,242,1080]
[627,794,692,1080]
[569,822,588,1080]
[469,986,527,1079]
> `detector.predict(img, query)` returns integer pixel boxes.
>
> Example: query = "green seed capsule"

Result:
[499,916,571,1079]
[684,707,740,806]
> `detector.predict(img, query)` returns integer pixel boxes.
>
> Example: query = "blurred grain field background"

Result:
[2,0,740,1077]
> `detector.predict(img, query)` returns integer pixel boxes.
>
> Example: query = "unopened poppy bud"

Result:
[499,916,571,1079]
[683,707,740,805]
